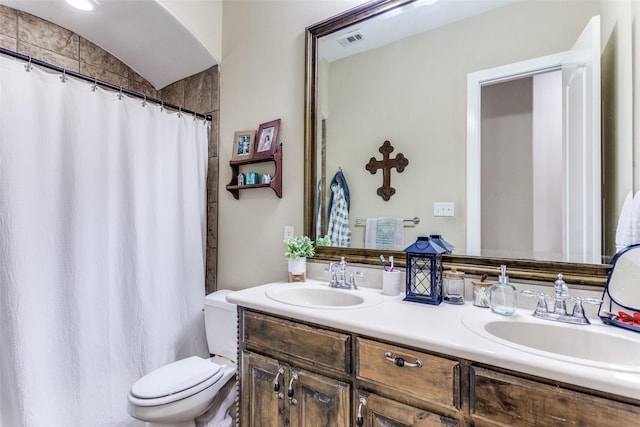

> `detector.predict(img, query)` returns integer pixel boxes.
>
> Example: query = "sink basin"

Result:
[463,312,640,372]
[265,283,384,309]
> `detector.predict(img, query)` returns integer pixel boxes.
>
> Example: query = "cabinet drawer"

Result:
[471,366,640,427]
[356,390,459,426]
[357,338,460,410]
[243,311,351,373]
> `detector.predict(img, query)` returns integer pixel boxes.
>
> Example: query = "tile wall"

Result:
[0,4,220,293]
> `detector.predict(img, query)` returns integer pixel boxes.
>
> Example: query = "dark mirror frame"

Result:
[303,0,610,286]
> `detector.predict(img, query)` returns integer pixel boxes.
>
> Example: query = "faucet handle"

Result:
[570,296,601,324]
[521,290,549,313]
[325,262,340,287]
[347,271,365,290]
[324,262,337,273]
[581,297,603,305]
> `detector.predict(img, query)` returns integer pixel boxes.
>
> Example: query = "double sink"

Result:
[264,281,640,373]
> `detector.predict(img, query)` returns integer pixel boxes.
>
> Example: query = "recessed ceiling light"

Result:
[65,0,94,11]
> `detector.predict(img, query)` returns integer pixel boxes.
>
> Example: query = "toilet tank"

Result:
[204,290,237,363]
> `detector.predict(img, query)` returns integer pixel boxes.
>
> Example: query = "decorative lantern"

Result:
[403,236,446,305]
[429,234,454,254]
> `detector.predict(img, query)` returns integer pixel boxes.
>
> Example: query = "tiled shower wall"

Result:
[0,5,220,294]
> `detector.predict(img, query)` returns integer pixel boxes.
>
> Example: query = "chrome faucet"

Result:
[522,273,601,325]
[325,257,361,289]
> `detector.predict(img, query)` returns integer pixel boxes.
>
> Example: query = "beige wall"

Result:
[217,1,361,290]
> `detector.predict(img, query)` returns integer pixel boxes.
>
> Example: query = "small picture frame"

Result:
[253,119,281,160]
[232,130,256,161]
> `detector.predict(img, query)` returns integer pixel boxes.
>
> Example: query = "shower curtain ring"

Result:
[178,107,182,117]
[117,87,123,100]
[141,95,147,107]
[160,101,164,112]
[24,57,33,72]
[92,77,98,92]
[60,69,67,83]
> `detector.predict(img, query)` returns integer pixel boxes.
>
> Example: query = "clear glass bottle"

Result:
[489,265,517,315]
[443,268,465,304]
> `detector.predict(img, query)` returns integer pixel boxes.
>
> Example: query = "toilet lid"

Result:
[131,356,223,400]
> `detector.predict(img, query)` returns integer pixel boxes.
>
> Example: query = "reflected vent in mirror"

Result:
[337,30,365,47]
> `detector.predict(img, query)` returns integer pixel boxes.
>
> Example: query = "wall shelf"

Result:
[226,145,282,199]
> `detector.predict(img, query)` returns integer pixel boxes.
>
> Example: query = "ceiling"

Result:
[0,0,216,89]
[320,0,518,62]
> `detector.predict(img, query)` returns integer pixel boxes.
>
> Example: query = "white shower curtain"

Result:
[0,56,209,426]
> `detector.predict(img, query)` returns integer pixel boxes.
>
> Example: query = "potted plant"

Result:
[284,235,315,275]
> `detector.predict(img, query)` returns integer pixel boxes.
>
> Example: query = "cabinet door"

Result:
[240,351,285,427]
[288,367,351,427]
[356,390,459,427]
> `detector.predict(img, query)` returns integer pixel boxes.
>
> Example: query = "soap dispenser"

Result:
[489,265,517,316]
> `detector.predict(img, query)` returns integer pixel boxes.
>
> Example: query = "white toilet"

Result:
[127,290,237,427]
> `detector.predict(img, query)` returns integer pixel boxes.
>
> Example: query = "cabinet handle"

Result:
[272,367,284,392]
[384,351,423,368]
[287,372,298,398]
[356,397,367,426]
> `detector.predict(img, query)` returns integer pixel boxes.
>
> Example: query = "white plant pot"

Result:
[288,257,307,275]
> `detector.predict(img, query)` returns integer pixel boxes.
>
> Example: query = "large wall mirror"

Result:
[304,0,636,285]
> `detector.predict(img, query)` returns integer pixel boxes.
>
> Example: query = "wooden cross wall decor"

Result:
[365,140,409,201]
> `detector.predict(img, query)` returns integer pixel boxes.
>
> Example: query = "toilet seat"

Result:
[129,356,225,407]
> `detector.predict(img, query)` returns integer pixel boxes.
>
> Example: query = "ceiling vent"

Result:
[337,30,366,47]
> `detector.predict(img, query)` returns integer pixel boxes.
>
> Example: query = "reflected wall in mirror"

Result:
[305,0,640,284]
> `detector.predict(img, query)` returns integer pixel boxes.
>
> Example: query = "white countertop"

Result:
[227,279,640,401]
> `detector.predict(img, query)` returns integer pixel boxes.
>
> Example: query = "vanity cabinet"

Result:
[237,308,640,427]
[470,366,640,427]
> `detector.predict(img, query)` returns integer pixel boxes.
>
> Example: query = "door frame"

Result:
[466,52,568,256]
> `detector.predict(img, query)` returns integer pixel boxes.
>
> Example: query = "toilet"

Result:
[127,290,237,427]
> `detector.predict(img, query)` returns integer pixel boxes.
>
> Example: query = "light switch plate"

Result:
[434,202,454,217]
[284,225,295,241]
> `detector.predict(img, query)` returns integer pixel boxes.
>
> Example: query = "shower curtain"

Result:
[0,56,209,426]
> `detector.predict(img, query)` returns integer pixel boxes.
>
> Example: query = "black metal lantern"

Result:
[403,236,446,305]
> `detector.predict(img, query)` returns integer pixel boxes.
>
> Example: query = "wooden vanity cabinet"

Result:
[239,309,462,427]
[238,308,640,427]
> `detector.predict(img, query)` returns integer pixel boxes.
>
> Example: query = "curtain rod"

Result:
[0,47,212,122]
